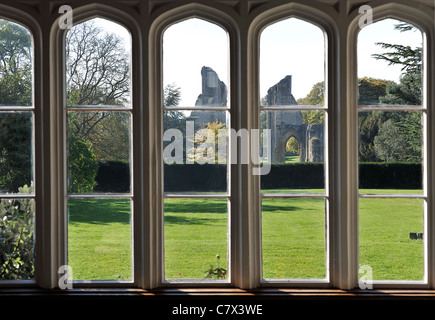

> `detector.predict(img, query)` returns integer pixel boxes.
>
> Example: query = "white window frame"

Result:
[0,0,433,294]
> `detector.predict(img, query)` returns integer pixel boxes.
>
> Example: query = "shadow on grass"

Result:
[164,199,227,215]
[68,198,131,225]
[164,215,224,226]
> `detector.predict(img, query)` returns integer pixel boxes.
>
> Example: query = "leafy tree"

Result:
[374,118,408,162]
[286,136,299,155]
[369,22,423,162]
[297,81,324,125]
[297,81,324,106]
[358,77,391,105]
[68,111,130,162]
[358,111,386,162]
[186,121,226,164]
[0,21,33,192]
[67,136,99,193]
[373,22,422,106]
[0,113,32,192]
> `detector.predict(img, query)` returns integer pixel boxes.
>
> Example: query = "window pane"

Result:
[0,197,34,280]
[68,198,132,280]
[0,112,33,194]
[262,197,326,279]
[260,110,325,193]
[357,19,423,107]
[164,198,228,280]
[66,18,131,107]
[260,18,325,106]
[0,20,32,107]
[358,111,422,194]
[163,110,228,193]
[67,111,131,194]
[359,198,424,280]
[163,18,229,107]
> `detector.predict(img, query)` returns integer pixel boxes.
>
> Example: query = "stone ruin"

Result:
[190,66,324,163]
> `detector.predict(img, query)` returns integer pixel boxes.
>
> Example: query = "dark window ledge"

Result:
[2,287,435,300]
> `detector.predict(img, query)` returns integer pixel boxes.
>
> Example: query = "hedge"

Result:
[94,161,131,193]
[358,162,422,189]
[94,161,422,193]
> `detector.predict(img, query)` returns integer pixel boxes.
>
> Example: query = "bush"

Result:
[68,136,99,193]
[95,161,422,192]
[94,161,130,193]
[0,184,34,280]
[262,163,324,189]
[359,162,421,189]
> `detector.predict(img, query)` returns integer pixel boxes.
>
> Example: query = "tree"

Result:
[286,137,299,156]
[65,20,132,164]
[66,20,130,106]
[163,83,185,133]
[369,22,423,162]
[186,121,227,164]
[67,136,99,193]
[373,23,422,106]
[374,118,408,162]
[0,113,32,192]
[297,81,324,106]
[358,77,391,105]
[0,21,33,192]
[297,81,324,125]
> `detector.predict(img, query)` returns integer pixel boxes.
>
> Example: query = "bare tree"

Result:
[66,20,130,106]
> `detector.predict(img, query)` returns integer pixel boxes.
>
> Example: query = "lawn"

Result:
[68,198,132,280]
[67,190,424,281]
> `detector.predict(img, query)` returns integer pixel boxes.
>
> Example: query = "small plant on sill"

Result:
[204,254,227,279]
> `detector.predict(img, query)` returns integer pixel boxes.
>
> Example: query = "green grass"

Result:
[164,198,228,280]
[262,197,326,279]
[359,197,424,280]
[67,190,425,281]
[68,198,132,281]
[285,155,300,163]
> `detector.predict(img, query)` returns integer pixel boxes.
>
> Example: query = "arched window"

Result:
[357,18,425,282]
[259,17,328,281]
[64,17,133,281]
[162,18,231,282]
[0,18,35,281]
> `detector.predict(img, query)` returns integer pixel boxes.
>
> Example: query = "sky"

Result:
[91,17,423,107]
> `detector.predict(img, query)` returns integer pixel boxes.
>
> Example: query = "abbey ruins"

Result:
[191,66,324,163]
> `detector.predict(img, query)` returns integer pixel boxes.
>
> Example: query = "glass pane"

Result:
[163,110,228,193]
[262,197,326,279]
[260,110,325,193]
[66,18,131,107]
[68,198,132,280]
[260,18,325,107]
[0,197,34,280]
[359,198,424,281]
[67,111,131,194]
[358,19,423,107]
[0,112,33,194]
[163,18,229,107]
[164,198,228,280]
[0,19,32,107]
[358,111,422,194]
